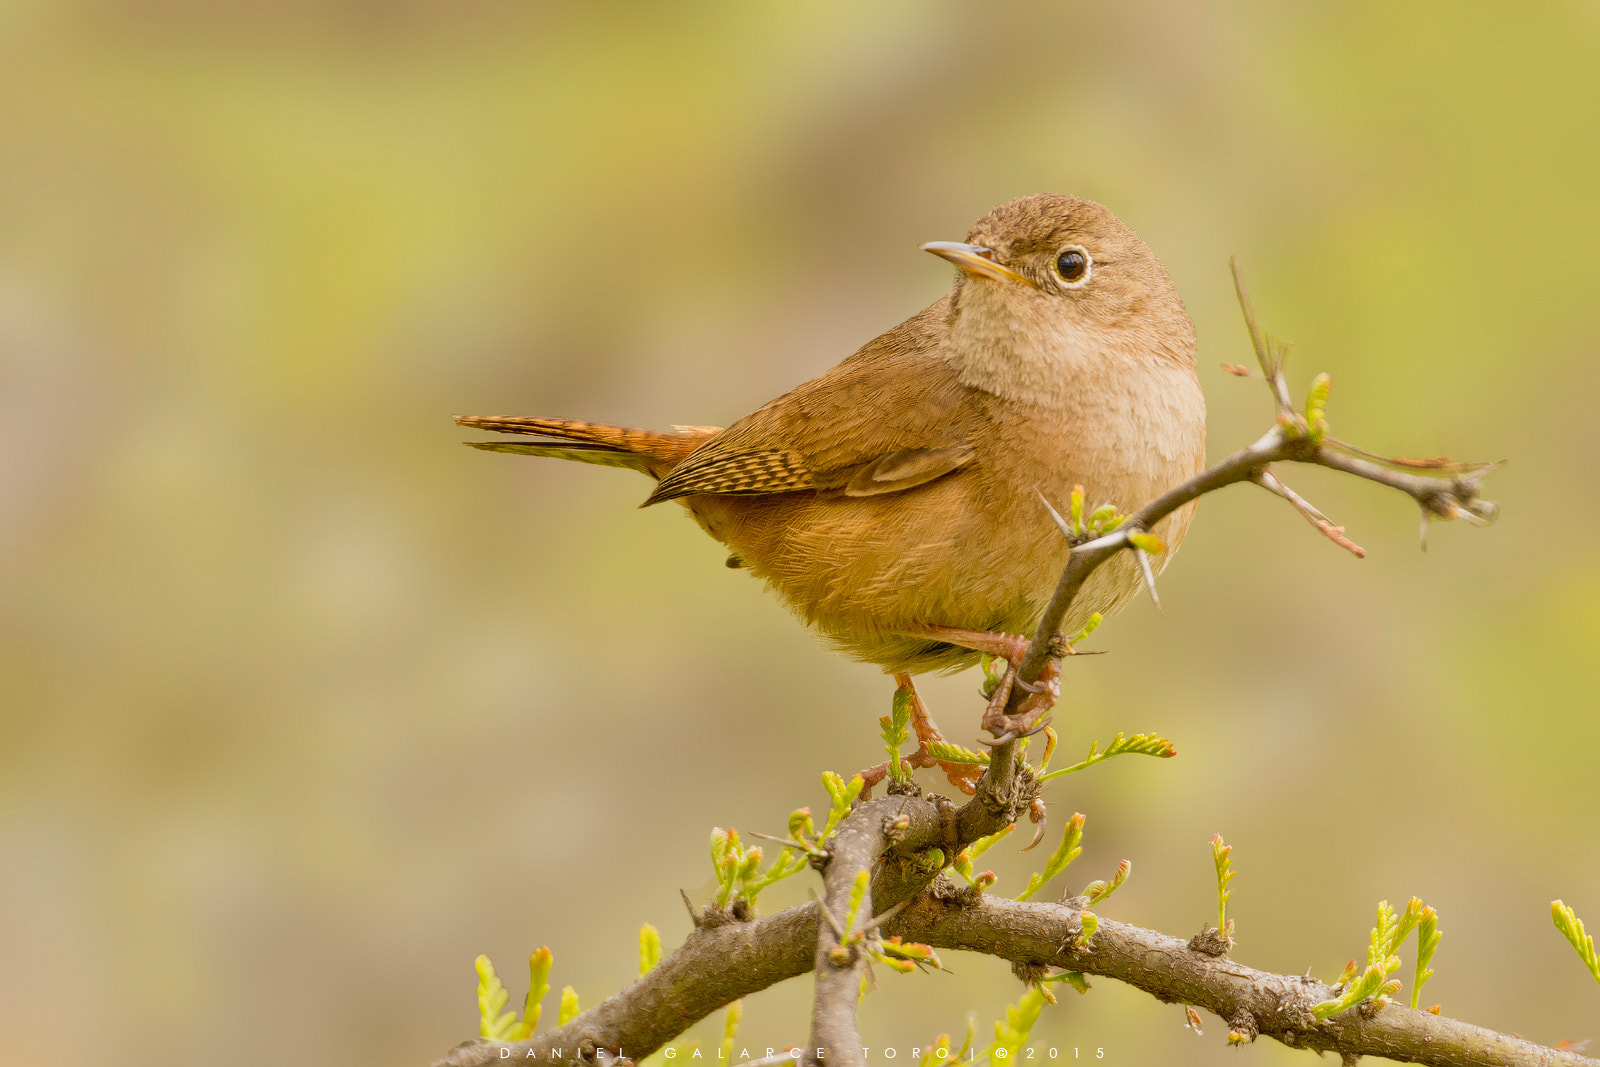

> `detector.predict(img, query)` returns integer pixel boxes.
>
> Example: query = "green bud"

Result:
[1073,911,1098,951]
[1086,504,1119,530]
[738,849,763,882]
[789,807,815,841]
[557,985,580,1026]
[638,925,662,976]
[847,869,870,927]
[1126,531,1166,555]
[1305,372,1332,444]
[721,1000,743,1065]
[822,771,846,804]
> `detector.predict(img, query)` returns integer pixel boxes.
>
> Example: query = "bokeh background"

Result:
[2,1,1598,1064]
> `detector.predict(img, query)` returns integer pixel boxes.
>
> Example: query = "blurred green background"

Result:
[1,1,1597,1064]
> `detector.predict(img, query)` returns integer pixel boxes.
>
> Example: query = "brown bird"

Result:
[457,193,1206,771]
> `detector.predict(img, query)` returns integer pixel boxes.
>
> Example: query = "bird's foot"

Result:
[979,656,1061,744]
[902,625,1066,753]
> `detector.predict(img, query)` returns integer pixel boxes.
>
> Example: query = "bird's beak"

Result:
[921,241,1039,289]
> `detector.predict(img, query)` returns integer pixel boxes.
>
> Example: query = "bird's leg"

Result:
[910,625,1067,742]
[913,626,1032,665]
[893,673,982,796]
[911,625,1070,669]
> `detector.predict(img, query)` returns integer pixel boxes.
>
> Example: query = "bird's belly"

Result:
[686,467,1183,675]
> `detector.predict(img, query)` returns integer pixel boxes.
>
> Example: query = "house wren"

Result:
[457,193,1206,720]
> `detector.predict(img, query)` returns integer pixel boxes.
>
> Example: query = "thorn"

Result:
[747,830,820,856]
[1021,817,1049,852]
[1134,548,1162,612]
[1419,510,1431,553]
[1036,489,1075,540]
[808,890,847,938]
[860,897,912,934]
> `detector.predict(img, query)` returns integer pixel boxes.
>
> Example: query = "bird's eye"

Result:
[1053,246,1091,287]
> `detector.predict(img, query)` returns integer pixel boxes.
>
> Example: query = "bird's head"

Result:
[925,193,1196,403]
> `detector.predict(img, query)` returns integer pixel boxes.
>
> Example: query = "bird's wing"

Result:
[644,296,986,505]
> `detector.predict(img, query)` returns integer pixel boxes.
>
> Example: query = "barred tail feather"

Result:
[453,415,718,479]
[464,439,657,472]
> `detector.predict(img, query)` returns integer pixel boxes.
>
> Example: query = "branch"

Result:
[434,857,1597,1067]
[1010,426,1494,700]
[807,797,895,1067]
[433,902,819,1067]
[895,891,1594,1067]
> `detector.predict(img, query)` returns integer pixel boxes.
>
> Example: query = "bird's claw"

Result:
[981,657,1061,741]
[1020,797,1049,852]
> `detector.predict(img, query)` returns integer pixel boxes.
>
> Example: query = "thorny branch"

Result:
[435,265,1540,1067]
[434,843,1597,1067]
[1005,258,1496,713]
[975,257,1497,810]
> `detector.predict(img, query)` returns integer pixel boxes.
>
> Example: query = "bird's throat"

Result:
[947,283,1195,413]
[948,298,1102,408]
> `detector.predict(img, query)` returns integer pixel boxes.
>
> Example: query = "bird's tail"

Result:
[453,415,719,479]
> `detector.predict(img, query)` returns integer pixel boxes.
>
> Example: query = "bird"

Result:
[456,193,1206,778]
